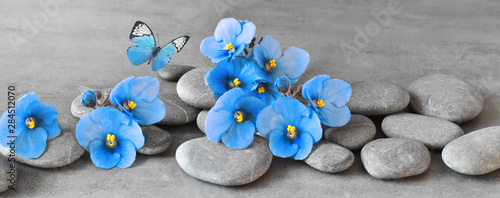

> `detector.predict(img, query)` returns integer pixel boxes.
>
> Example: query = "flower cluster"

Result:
[201,18,352,160]
[0,93,61,158]
[76,76,165,169]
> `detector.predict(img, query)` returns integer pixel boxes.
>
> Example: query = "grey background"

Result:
[1,0,500,197]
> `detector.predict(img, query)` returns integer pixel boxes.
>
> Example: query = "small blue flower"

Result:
[0,92,60,158]
[200,18,256,63]
[81,90,96,107]
[109,76,166,125]
[256,97,322,160]
[76,107,144,169]
[246,80,282,106]
[205,88,266,149]
[249,34,309,85]
[302,75,351,127]
[204,59,257,99]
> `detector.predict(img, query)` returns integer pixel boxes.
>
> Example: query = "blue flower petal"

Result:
[89,140,120,169]
[125,76,160,103]
[26,102,58,125]
[256,106,285,140]
[214,18,242,44]
[214,87,245,112]
[252,45,267,69]
[205,66,231,99]
[260,34,283,60]
[317,104,351,127]
[200,36,229,64]
[234,21,256,47]
[76,113,106,151]
[297,109,322,142]
[16,127,48,158]
[113,118,144,150]
[292,132,313,160]
[130,97,165,125]
[39,118,61,140]
[268,130,299,158]
[110,77,134,106]
[302,75,330,102]
[273,47,309,85]
[319,79,352,107]
[89,107,130,135]
[234,96,265,122]
[221,121,255,149]
[16,92,39,118]
[272,97,308,125]
[205,109,234,143]
[115,139,138,169]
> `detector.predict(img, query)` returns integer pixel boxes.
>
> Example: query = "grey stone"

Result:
[0,117,86,168]
[0,155,15,193]
[196,110,209,133]
[70,94,94,119]
[442,126,500,175]
[382,113,464,149]
[176,136,273,186]
[158,94,201,125]
[324,114,376,150]
[304,140,354,173]
[409,74,483,123]
[137,125,172,155]
[361,138,431,179]
[347,81,410,115]
[158,65,195,81]
[177,67,217,109]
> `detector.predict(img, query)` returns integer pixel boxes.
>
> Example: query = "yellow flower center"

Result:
[106,134,116,148]
[234,111,244,123]
[258,86,265,94]
[287,125,297,139]
[26,117,35,129]
[230,78,241,88]
[226,43,235,53]
[265,59,277,71]
[127,101,137,110]
[313,99,325,108]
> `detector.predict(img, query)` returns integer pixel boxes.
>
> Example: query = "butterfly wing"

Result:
[127,21,157,65]
[151,36,190,71]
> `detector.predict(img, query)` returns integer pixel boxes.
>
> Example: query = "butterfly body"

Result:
[127,21,189,71]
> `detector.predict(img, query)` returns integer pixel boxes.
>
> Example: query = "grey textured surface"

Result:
[361,138,431,179]
[382,113,464,149]
[304,140,354,173]
[324,114,376,150]
[158,80,201,125]
[1,0,500,197]
[409,74,484,123]
[0,155,15,192]
[442,126,500,175]
[177,67,217,109]
[176,136,273,186]
[70,94,93,119]
[347,81,410,115]
[157,64,195,81]
[137,125,172,155]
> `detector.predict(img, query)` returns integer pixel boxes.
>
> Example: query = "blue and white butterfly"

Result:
[127,21,190,71]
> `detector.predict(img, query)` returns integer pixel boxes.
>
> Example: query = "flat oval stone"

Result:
[361,138,431,179]
[177,67,217,109]
[70,94,94,119]
[0,155,15,193]
[196,110,209,133]
[442,126,500,175]
[409,74,483,123]
[158,64,195,81]
[382,113,464,149]
[0,116,86,168]
[137,125,172,155]
[347,81,410,115]
[304,141,354,173]
[176,136,273,186]
[324,114,376,150]
[158,93,201,125]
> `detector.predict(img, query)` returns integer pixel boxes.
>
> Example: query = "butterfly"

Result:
[127,21,190,71]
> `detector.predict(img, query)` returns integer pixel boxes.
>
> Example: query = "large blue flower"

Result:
[75,107,144,169]
[204,59,257,99]
[200,18,256,63]
[256,97,321,160]
[205,88,265,149]
[0,92,60,158]
[302,75,351,127]
[249,34,309,85]
[109,76,165,125]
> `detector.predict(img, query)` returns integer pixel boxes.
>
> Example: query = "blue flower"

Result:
[81,90,96,107]
[109,76,166,125]
[256,97,321,160]
[302,75,351,127]
[249,34,309,85]
[246,80,282,106]
[0,92,60,158]
[204,59,257,99]
[200,18,256,63]
[75,107,144,169]
[205,88,266,149]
